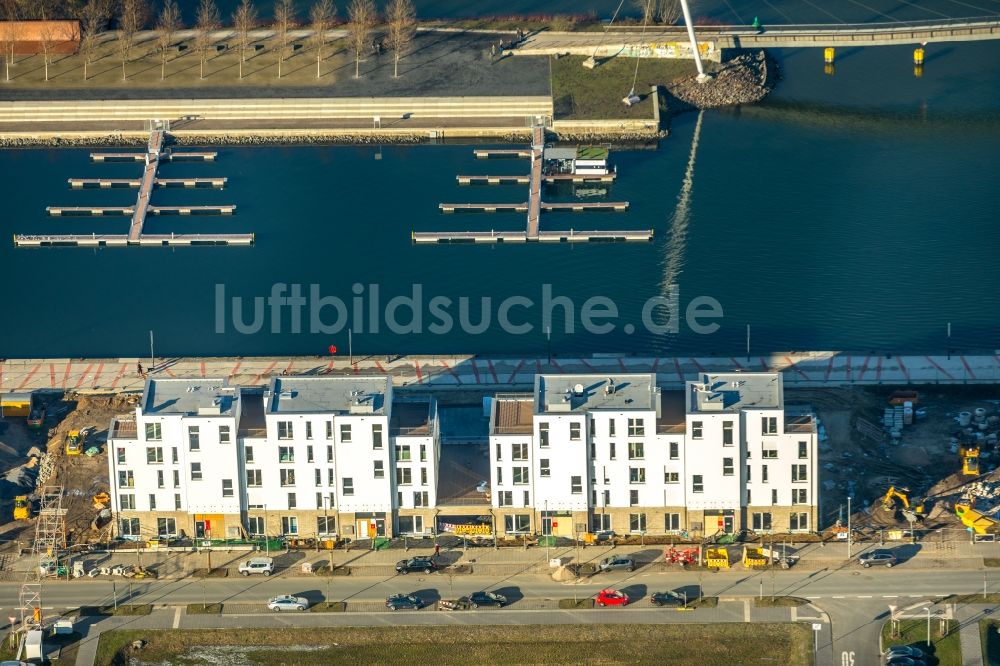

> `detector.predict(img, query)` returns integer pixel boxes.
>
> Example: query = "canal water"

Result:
[1,41,998,359]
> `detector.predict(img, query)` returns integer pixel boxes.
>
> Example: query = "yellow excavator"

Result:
[65,430,86,456]
[882,486,928,522]
[13,496,30,521]
[955,502,999,535]
[960,444,981,476]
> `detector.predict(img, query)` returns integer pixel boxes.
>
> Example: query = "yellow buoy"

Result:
[914,47,925,65]
[824,47,835,64]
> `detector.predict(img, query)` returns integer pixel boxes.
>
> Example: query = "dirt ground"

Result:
[793,385,1000,535]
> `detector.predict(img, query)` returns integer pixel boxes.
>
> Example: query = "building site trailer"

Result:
[0,391,33,417]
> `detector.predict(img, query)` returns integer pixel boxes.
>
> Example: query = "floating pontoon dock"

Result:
[90,150,217,162]
[415,126,650,244]
[68,177,227,188]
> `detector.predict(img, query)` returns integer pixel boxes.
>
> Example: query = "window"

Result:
[145,422,162,441]
[628,441,644,460]
[498,490,513,506]
[276,446,294,463]
[513,467,529,485]
[326,445,333,463]
[628,418,645,436]
[340,423,352,442]
[173,470,180,488]
[247,469,262,487]
[592,513,611,532]
[692,475,704,493]
[219,425,231,444]
[190,462,202,480]
[146,447,163,464]
[328,469,335,486]
[540,459,551,477]
[120,517,140,536]
[629,513,647,532]
[723,457,734,476]
[397,467,412,485]
[287,492,297,509]
[505,514,531,533]
[117,447,126,464]
[280,469,296,487]
[247,516,265,536]
[316,492,322,507]
[762,465,769,483]
[281,516,299,535]
[752,512,772,531]
[317,516,336,535]
[669,442,679,460]
[629,467,646,484]
[539,422,549,447]
[571,476,583,494]
[629,489,639,506]
[792,488,808,505]
[664,471,679,484]
[723,421,733,446]
[421,468,428,485]
[772,488,778,504]
[304,445,313,463]
[413,491,429,507]
[570,422,581,441]
[395,445,411,461]
[496,466,503,484]
[589,441,596,459]
[523,490,530,507]
[746,465,751,482]
[420,444,426,462]
[762,416,777,435]
[315,469,322,486]
[609,442,616,460]
[277,421,293,439]
[691,421,703,439]
[222,479,234,497]
[305,422,313,440]
[118,470,134,487]
[762,448,778,459]
[495,444,502,461]
[790,512,808,531]
[157,470,164,488]
[372,423,383,449]
[608,419,616,437]
[374,460,385,478]
[149,494,156,510]
[326,421,333,439]
[171,447,178,464]
[157,517,177,537]
[119,494,136,510]
[792,464,807,482]
[747,488,752,504]
[798,441,808,459]
[174,493,182,509]
[659,513,678,533]
[512,443,528,461]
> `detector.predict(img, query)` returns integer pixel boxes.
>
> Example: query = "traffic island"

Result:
[186,603,223,614]
[754,596,809,608]
[881,618,960,666]
[558,598,595,609]
[309,602,346,613]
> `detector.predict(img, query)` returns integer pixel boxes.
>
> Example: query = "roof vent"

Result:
[605,378,615,395]
[279,390,293,399]
[573,383,585,397]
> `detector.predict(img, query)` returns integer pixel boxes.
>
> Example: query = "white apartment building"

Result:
[488,372,817,539]
[108,375,439,542]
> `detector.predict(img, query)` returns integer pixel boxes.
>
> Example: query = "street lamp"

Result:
[812,623,822,662]
[925,607,932,647]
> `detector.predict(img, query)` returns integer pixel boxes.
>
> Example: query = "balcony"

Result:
[110,416,137,440]
[785,413,817,433]
[391,399,436,436]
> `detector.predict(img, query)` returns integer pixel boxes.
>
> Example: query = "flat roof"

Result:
[491,394,534,434]
[686,372,782,413]
[266,376,389,415]
[143,378,236,416]
[535,374,658,414]
[391,400,434,436]
[543,146,577,160]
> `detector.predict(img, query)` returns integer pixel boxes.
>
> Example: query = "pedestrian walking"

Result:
[491,44,496,58]
[136,362,144,377]
[434,543,441,558]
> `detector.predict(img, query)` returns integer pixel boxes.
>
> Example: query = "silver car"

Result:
[859,550,898,568]
[267,594,309,611]
[598,555,635,572]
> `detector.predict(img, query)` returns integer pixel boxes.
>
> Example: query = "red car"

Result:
[596,588,629,607]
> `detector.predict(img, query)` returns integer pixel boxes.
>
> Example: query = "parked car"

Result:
[859,550,897,568]
[468,591,507,608]
[597,555,635,573]
[395,557,438,574]
[238,556,274,576]
[267,595,309,612]
[595,588,629,607]
[884,645,925,662]
[650,591,686,607]
[386,593,425,610]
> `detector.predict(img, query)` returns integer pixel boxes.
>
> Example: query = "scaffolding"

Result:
[18,486,66,632]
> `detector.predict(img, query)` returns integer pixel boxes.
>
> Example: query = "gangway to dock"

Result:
[417,124,650,244]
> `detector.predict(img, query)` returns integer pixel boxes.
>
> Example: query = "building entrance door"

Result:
[723,515,734,534]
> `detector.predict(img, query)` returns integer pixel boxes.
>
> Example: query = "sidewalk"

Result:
[2,352,998,395]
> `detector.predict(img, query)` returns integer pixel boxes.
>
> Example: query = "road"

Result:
[3,567,998,665]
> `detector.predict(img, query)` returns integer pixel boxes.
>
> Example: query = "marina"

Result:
[416,126,650,244]
[15,126,250,248]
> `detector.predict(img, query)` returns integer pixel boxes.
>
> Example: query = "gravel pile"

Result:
[666,50,775,112]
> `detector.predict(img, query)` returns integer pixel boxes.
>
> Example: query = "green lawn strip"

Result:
[79,604,152,616]
[881,618,961,666]
[185,603,223,614]
[96,624,811,666]
[686,596,719,609]
[754,596,809,607]
[557,598,595,609]
[550,54,699,120]
[983,558,1000,567]
[309,601,346,612]
[942,593,1000,604]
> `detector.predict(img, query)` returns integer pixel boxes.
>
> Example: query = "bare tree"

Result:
[0,4,20,82]
[117,0,148,81]
[79,0,111,81]
[156,0,181,80]
[307,0,333,79]
[384,0,414,78]
[633,0,681,24]
[346,0,375,79]
[232,0,257,80]
[194,0,220,80]
[38,12,58,81]
[272,0,296,79]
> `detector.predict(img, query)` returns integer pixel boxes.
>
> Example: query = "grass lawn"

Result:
[186,603,223,614]
[942,593,1000,604]
[96,624,812,666]
[881,619,961,666]
[550,54,700,120]
[755,596,809,607]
